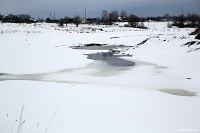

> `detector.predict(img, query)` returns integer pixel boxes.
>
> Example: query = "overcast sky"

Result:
[0,0,199,18]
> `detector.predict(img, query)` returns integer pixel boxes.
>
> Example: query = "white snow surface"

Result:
[0,22,200,133]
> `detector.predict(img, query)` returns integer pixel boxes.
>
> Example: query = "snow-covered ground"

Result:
[0,22,200,133]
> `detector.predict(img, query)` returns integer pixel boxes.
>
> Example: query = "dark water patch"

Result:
[85,43,107,47]
[159,89,196,96]
[70,43,130,50]
[85,52,135,66]
[110,37,120,39]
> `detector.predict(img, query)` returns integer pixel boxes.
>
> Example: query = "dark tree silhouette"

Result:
[120,10,127,18]
[163,14,171,21]
[101,10,109,24]
[187,13,199,27]
[0,14,3,20]
[128,14,140,27]
[58,16,70,27]
[74,15,81,27]
[173,11,185,28]
[46,17,51,23]
[2,14,36,23]
[109,10,119,23]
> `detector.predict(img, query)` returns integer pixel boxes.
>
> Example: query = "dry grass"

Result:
[195,32,200,40]
[190,27,200,35]
[17,105,25,133]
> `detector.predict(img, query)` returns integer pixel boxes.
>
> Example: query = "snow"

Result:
[0,22,200,133]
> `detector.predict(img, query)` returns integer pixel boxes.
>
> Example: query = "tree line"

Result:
[0,10,200,28]
[0,14,36,23]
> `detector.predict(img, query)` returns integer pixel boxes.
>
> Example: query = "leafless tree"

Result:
[173,11,185,28]
[187,13,199,27]
[120,10,127,18]
[0,14,4,20]
[109,10,119,23]
[101,10,109,24]
[128,14,140,27]
[74,15,81,27]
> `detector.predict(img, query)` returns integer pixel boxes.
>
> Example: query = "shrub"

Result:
[128,14,140,28]
[190,27,200,35]
[167,22,173,28]
[195,33,200,40]
[137,22,147,29]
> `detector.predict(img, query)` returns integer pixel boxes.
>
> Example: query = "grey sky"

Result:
[0,0,199,18]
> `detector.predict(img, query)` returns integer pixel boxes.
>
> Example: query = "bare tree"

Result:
[179,11,185,28]
[163,14,171,21]
[109,10,119,24]
[120,10,127,18]
[58,17,69,27]
[0,14,4,20]
[63,16,69,26]
[128,14,140,27]
[101,10,109,24]
[74,15,81,27]
[173,11,185,28]
[187,13,199,27]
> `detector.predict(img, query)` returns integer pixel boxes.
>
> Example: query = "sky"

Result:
[0,0,200,18]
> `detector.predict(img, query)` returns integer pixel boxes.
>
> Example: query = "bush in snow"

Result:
[128,14,140,28]
[137,22,147,29]
[190,27,200,35]
[195,32,200,40]
[167,22,173,28]
[58,17,70,27]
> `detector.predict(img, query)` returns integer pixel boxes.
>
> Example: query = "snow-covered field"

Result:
[0,22,200,133]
